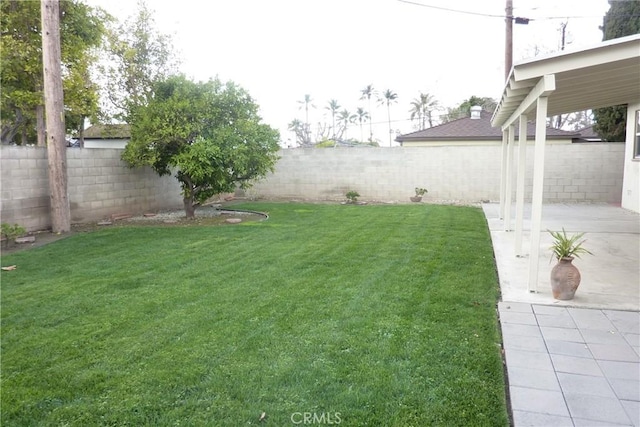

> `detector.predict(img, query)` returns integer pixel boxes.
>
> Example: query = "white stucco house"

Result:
[81,124,130,149]
[491,33,640,292]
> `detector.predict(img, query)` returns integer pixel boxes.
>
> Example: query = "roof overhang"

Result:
[397,134,577,142]
[491,34,640,130]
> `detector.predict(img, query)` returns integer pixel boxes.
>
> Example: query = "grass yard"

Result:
[1,202,508,426]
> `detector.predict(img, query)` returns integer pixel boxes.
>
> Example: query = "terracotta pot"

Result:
[550,257,581,300]
[410,196,422,202]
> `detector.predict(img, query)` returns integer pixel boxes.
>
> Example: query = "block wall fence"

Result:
[1,146,183,231]
[0,143,625,231]
[250,143,625,204]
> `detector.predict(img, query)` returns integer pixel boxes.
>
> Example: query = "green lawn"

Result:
[1,202,508,426]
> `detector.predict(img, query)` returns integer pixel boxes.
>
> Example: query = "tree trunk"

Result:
[20,122,28,145]
[387,104,392,147]
[368,99,373,142]
[36,104,46,147]
[41,0,70,233]
[1,108,24,145]
[183,196,196,219]
[78,116,85,147]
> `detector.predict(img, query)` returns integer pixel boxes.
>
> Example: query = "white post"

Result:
[515,114,527,256]
[504,124,515,231]
[499,130,508,219]
[528,97,548,293]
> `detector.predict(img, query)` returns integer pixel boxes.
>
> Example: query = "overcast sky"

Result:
[87,0,610,146]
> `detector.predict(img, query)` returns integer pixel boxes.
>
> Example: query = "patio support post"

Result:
[504,124,515,231]
[515,114,527,256]
[499,130,508,219]
[527,96,549,293]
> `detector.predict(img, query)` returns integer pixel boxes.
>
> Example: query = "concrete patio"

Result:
[483,203,640,426]
[483,203,639,311]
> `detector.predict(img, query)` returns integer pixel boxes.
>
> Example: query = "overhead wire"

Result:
[397,0,640,21]
[396,0,505,18]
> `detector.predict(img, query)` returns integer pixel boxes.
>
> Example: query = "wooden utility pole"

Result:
[505,0,513,80]
[560,20,568,50]
[41,0,70,233]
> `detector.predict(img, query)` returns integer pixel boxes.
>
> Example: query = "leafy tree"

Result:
[442,96,497,123]
[593,0,640,141]
[360,84,376,142]
[0,0,42,145]
[355,107,369,142]
[97,0,179,122]
[546,110,594,131]
[601,0,640,39]
[409,92,439,130]
[593,107,627,141]
[1,0,105,145]
[122,75,280,218]
[378,89,398,146]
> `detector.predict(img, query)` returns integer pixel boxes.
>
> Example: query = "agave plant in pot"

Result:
[548,228,592,300]
[410,187,428,202]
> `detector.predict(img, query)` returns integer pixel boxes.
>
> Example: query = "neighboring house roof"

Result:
[574,125,603,142]
[396,110,579,142]
[82,124,131,139]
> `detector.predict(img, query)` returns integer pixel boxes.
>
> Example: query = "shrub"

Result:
[345,191,360,204]
[1,223,26,248]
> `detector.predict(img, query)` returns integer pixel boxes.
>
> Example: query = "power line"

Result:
[397,0,636,21]
[397,0,504,18]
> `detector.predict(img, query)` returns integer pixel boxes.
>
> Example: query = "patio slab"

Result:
[487,204,640,426]
[483,203,640,310]
[499,302,640,427]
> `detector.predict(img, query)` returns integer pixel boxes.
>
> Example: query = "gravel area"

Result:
[125,205,257,222]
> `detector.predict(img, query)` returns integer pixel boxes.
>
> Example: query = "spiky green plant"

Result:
[548,228,593,260]
[345,190,360,203]
[415,187,428,196]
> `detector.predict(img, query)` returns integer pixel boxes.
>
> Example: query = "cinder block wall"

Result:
[1,146,182,231]
[530,143,624,203]
[250,146,501,202]
[251,143,624,204]
[0,143,624,231]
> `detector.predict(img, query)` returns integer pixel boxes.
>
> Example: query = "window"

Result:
[635,110,640,159]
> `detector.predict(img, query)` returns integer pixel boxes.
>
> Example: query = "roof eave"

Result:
[492,34,640,130]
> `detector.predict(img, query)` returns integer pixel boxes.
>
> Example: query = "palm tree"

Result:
[409,100,423,130]
[409,92,439,130]
[325,99,341,139]
[297,94,314,144]
[355,107,369,143]
[379,89,398,147]
[337,109,355,140]
[287,118,306,146]
[360,84,376,142]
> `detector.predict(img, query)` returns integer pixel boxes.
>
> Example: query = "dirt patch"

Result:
[0,205,267,256]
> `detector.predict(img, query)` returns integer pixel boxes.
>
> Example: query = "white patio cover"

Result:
[491,34,640,292]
